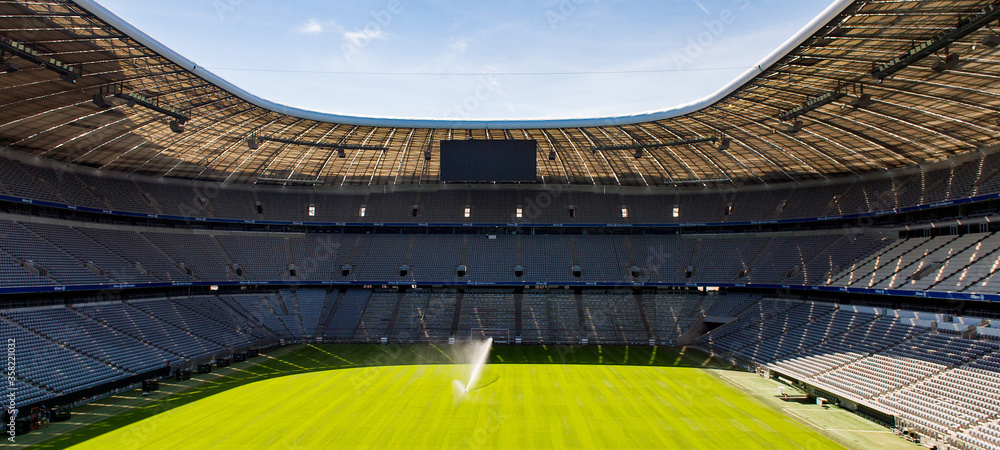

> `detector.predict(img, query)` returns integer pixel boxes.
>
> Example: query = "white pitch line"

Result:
[784,409,823,429]
[824,429,894,434]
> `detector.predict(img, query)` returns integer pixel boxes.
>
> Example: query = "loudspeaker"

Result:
[931,53,960,73]
[169,119,184,133]
[92,94,112,108]
[983,33,1000,48]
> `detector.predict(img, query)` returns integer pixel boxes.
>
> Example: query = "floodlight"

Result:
[850,93,873,108]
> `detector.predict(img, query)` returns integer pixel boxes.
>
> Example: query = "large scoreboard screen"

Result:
[439,139,537,183]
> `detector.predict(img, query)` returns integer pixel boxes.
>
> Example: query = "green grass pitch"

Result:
[60,345,842,449]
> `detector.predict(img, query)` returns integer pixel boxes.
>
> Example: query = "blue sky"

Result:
[94,0,835,120]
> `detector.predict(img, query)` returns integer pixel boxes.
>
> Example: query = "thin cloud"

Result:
[298,18,324,34]
[449,39,469,55]
[115,0,835,119]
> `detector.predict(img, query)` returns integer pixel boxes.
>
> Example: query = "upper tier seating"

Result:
[2,148,998,224]
[0,217,893,290]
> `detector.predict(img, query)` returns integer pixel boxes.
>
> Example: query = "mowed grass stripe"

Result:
[69,363,841,449]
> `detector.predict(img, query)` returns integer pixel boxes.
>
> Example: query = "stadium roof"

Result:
[1,0,999,186]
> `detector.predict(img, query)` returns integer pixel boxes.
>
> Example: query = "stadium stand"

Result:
[697,299,1000,447]
[827,232,1000,293]
[0,296,278,407]
[0,214,899,288]
[7,1,1000,447]
[3,146,1000,226]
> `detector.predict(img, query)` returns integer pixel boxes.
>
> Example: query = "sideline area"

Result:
[708,369,917,449]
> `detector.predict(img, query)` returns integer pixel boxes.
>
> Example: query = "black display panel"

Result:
[439,139,537,183]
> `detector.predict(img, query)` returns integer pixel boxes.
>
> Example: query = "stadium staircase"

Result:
[69,304,181,358]
[216,295,277,337]
[831,238,930,288]
[513,291,523,340]
[450,291,465,339]
[4,313,133,373]
[317,290,345,338]
[323,289,371,340]
[384,291,405,339]
[868,236,959,288]
[574,292,586,341]
[826,239,909,285]
[208,235,239,278]
[956,241,1000,292]
[632,291,653,343]
[926,233,1000,290]
[174,296,278,342]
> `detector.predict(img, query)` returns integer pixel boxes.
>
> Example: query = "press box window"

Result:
[308,205,316,217]
[359,206,366,217]
[621,206,628,218]
[464,206,471,218]
[516,206,523,218]
[672,206,680,218]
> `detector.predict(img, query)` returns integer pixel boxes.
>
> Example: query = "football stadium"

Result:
[3,0,1000,448]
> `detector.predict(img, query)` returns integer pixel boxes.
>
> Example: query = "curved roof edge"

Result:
[76,0,855,129]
